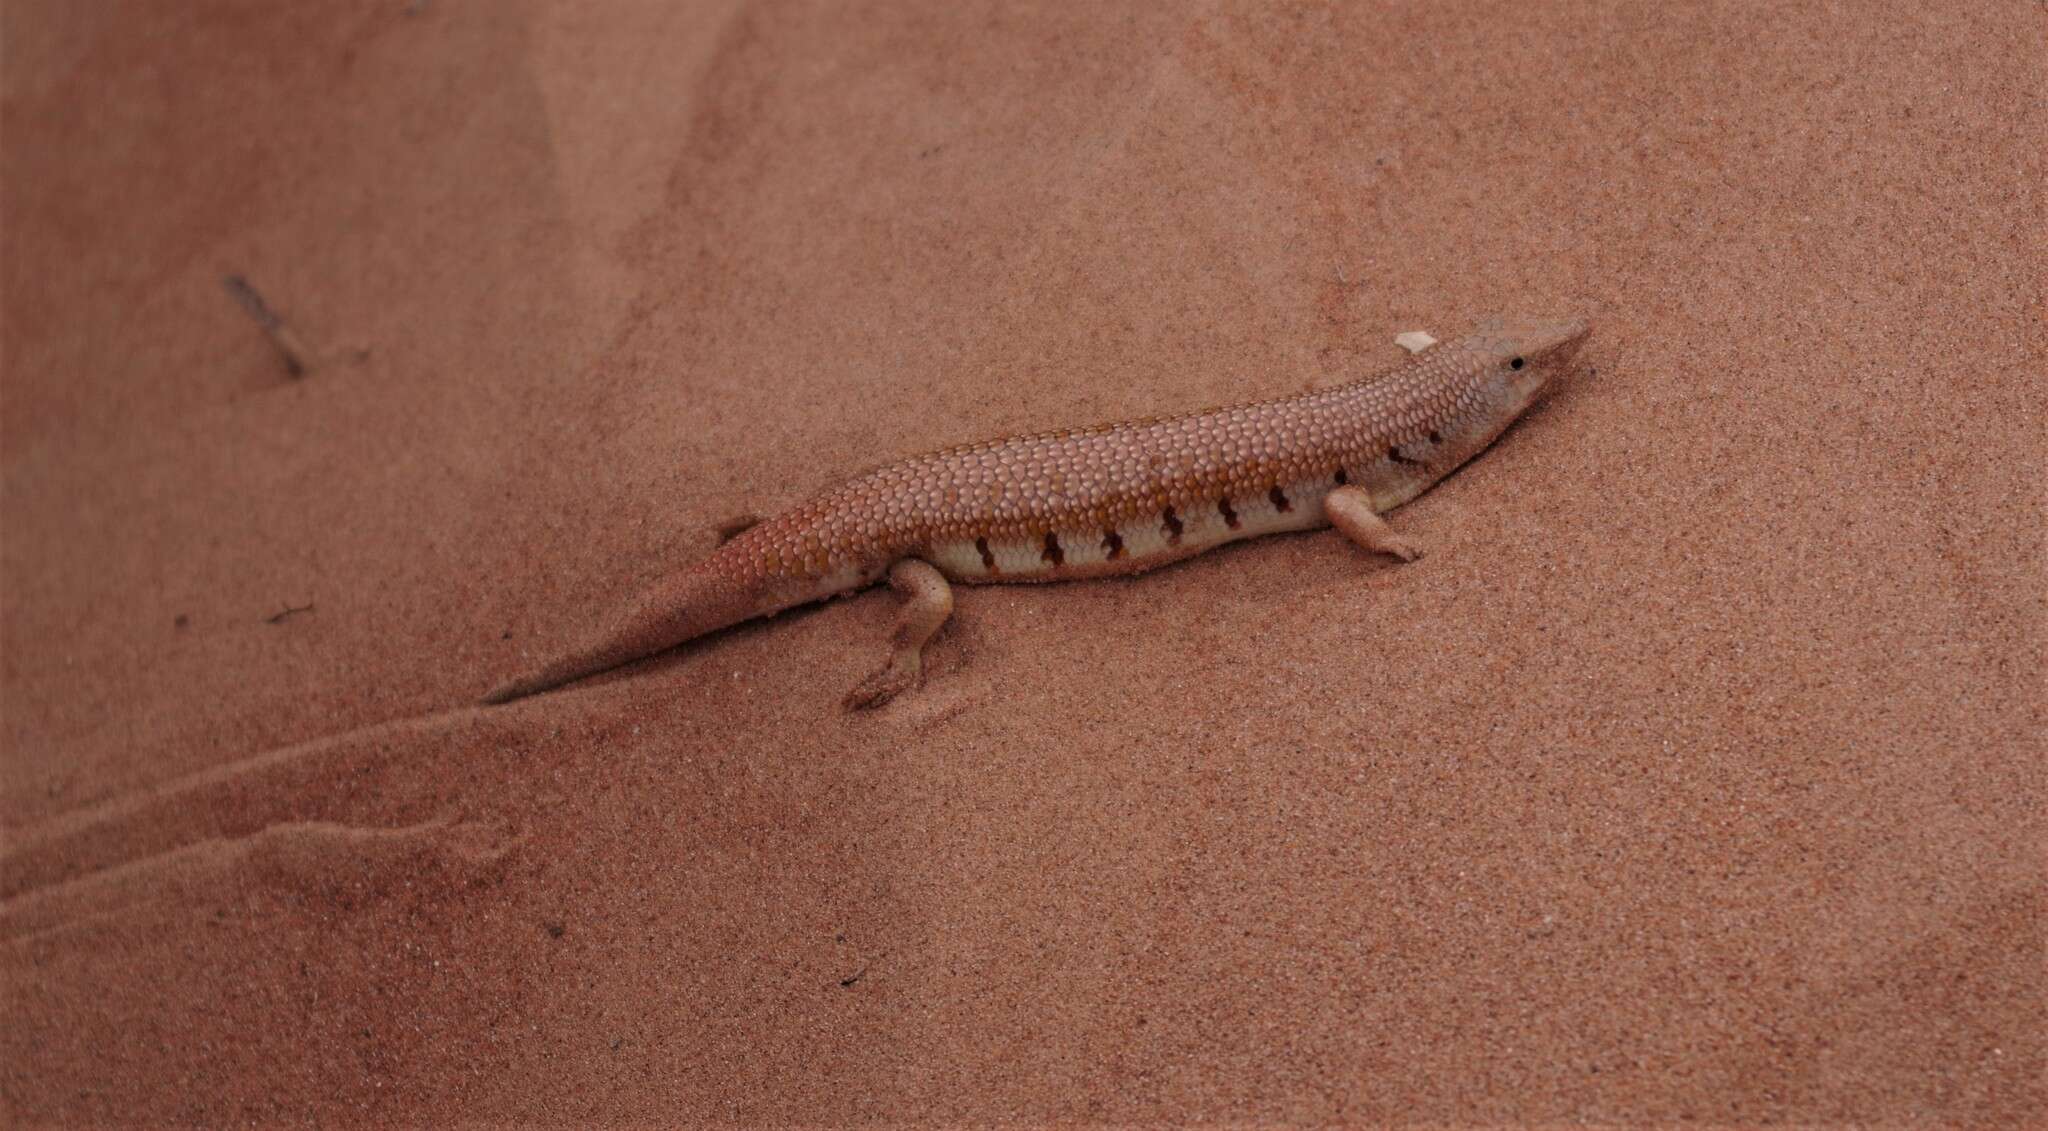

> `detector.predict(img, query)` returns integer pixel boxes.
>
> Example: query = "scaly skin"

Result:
[484,315,1591,707]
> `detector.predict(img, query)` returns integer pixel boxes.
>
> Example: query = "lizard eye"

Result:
[1509,356,1525,370]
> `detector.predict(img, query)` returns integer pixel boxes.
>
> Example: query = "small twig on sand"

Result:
[223,274,315,377]
[266,602,315,624]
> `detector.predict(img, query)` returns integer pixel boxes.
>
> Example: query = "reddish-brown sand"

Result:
[4,1,2042,1124]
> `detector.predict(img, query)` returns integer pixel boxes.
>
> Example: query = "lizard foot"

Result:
[843,558,952,711]
[843,653,922,711]
[1379,535,1425,563]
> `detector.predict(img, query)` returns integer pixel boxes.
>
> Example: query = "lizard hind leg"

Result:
[713,512,763,545]
[843,558,955,710]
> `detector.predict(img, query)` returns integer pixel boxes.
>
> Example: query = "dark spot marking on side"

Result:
[1389,447,1420,466]
[975,536,996,572]
[1428,430,1442,444]
[1269,485,1292,513]
[1334,467,1348,486]
[1219,497,1240,529]
[1041,531,1065,567]
[1163,507,1184,541]
[1102,529,1125,559]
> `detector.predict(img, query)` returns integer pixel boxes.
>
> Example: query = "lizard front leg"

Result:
[843,558,955,710]
[1323,485,1425,562]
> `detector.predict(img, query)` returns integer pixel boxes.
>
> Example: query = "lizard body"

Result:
[484,315,1590,708]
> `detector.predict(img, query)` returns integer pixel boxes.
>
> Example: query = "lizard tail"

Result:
[481,559,776,705]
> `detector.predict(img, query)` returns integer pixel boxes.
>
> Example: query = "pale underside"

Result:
[923,471,1342,584]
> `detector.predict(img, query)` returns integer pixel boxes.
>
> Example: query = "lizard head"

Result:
[1355,314,1592,512]
[1462,314,1591,414]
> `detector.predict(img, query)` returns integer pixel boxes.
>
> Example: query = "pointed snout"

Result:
[1550,316,1591,366]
